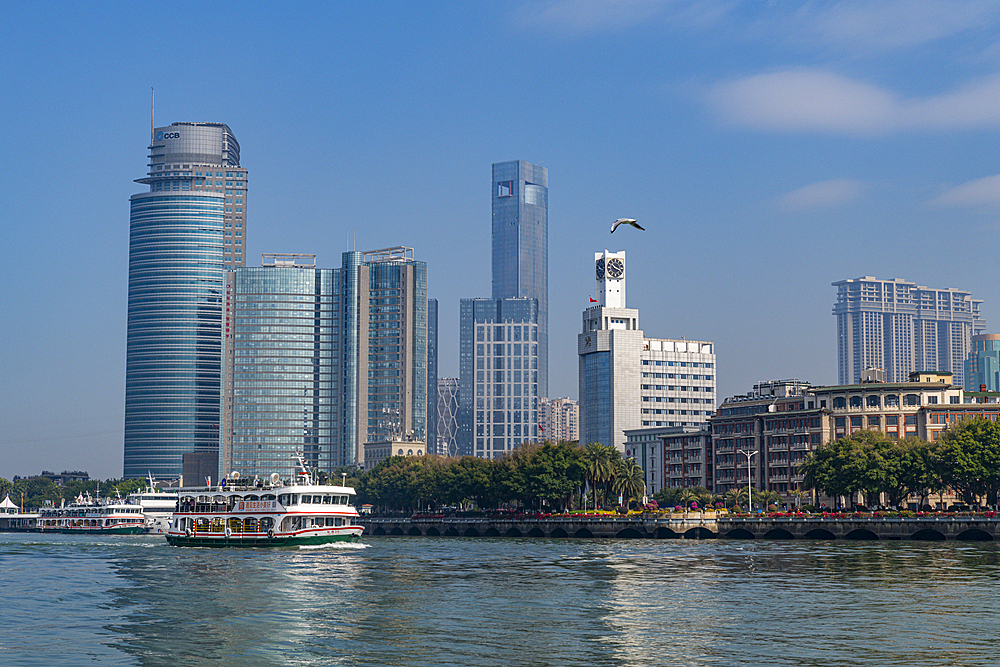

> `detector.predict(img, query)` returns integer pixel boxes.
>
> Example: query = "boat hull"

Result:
[41,526,147,535]
[166,530,362,548]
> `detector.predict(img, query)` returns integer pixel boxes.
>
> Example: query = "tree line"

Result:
[0,476,149,511]
[347,441,647,513]
[799,416,1000,508]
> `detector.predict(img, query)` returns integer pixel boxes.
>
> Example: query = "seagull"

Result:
[611,218,644,233]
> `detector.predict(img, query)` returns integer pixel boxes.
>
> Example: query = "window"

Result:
[497,181,513,197]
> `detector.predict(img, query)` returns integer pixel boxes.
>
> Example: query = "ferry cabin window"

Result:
[278,494,289,505]
[323,495,332,504]
[303,495,312,504]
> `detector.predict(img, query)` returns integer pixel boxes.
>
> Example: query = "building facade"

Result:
[492,160,548,400]
[578,250,715,453]
[219,248,429,479]
[833,276,984,387]
[344,247,428,467]
[125,122,247,479]
[427,298,439,455]
[436,378,460,456]
[965,333,1000,392]
[539,397,579,443]
[458,297,540,457]
[220,254,339,481]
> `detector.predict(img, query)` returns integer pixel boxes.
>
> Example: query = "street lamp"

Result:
[738,449,757,511]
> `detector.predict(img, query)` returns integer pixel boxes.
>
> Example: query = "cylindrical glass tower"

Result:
[124,191,226,478]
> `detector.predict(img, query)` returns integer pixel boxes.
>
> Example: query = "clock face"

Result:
[595,258,605,279]
[607,257,624,278]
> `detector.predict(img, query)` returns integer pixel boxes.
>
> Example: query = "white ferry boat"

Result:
[127,475,178,534]
[37,493,146,534]
[166,456,364,547]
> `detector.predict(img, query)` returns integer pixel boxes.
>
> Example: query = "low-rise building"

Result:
[362,438,427,471]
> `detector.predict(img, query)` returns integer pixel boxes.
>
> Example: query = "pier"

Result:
[358,514,1000,541]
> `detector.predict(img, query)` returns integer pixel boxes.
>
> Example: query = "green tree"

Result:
[612,457,646,510]
[936,417,1000,506]
[581,442,615,509]
[724,486,747,509]
[800,431,894,507]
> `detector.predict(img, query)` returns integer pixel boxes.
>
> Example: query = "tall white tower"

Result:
[595,250,626,308]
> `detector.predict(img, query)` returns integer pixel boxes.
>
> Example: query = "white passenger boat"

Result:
[37,493,146,534]
[126,475,178,534]
[166,456,364,547]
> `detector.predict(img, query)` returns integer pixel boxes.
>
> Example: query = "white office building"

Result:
[578,250,716,453]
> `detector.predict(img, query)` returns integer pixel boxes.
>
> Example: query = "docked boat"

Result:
[126,476,178,534]
[0,494,37,532]
[36,493,146,534]
[165,457,364,547]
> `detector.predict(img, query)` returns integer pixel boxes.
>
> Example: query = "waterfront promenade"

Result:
[358,513,1000,541]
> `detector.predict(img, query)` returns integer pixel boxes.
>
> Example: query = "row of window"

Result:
[641,361,713,368]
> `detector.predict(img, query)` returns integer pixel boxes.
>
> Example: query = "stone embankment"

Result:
[358,514,1000,541]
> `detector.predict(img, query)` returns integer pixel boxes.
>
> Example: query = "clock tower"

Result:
[595,250,626,308]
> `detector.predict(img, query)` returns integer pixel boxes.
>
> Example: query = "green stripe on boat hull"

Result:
[166,533,361,548]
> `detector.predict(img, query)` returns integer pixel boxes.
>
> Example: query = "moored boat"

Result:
[37,493,146,534]
[126,475,178,534]
[165,456,364,547]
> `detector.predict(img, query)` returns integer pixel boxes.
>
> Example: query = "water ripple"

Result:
[2,534,999,666]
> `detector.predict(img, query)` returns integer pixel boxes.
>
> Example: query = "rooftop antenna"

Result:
[150,87,154,144]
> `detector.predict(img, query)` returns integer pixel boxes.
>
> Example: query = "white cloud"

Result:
[708,69,1000,133]
[776,179,864,211]
[778,0,1000,54]
[516,0,1000,53]
[930,174,1000,206]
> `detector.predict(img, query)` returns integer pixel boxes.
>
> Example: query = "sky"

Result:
[4,0,1000,479]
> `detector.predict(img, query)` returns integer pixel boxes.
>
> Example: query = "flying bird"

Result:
[611,218,644,233]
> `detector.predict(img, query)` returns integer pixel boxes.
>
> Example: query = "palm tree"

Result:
[582,442,615,510]
[612,458,646,510]
[678,488,696,510]
[695,489,716,510]
[758,489,782,509]
[725,487,747,509]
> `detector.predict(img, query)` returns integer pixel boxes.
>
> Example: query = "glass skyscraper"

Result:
[220,255,338,480]
[124,122,247,479]
[965,333,1000,391]
[492,160,548,400]
[458,297,540,457]
[342,247,428,466]
[220,248,430,478]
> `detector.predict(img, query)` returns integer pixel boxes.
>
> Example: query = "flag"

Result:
[589,297,597,303]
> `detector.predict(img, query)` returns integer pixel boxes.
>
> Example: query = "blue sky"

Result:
[4,1,1000,479]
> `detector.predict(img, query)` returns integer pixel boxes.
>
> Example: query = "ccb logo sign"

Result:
[156,131,180,141]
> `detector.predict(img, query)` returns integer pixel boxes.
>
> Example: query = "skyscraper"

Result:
[965,333,1000,391]
[436,378,460,456]
[342,247,428,466]
[221,248,430,479]
[426,298,439,455]
[492,160,548,399]
[833,276,984,386]
[578,251,716,452]
[124,122,247,479]
[458,297,540,457]
[220,254,338,481]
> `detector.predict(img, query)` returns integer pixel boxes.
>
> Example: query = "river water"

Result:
[1,533,998,666]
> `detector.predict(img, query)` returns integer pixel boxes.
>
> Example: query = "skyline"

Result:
[6,1,1000,478]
